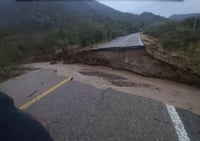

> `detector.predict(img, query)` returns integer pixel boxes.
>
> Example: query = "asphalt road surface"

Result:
[0,69,199,141]
[94,33,144,50]
[0,69,64,107]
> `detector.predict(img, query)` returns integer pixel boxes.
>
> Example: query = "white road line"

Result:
[166,104,190,141]
[137,33,144,46]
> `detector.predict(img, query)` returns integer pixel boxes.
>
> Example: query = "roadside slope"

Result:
[63,34,200,87]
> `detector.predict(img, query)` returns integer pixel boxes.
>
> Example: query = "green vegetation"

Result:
[0,0,167,81]
[0,33,34,81]
[0,22,130,80]
[144,17,200,74]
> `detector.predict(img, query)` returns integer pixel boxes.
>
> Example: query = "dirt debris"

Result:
[79,70,159,90]
[27,62,200,115]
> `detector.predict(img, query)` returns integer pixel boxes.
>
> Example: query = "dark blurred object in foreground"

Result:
[0,91,53,141]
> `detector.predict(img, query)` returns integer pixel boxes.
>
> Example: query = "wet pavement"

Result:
[25,80,178,141]
[0,68,200,141]
[0,69,65,107]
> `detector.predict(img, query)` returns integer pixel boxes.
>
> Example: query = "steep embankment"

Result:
[63,34,200,87]
[64,49,200,87]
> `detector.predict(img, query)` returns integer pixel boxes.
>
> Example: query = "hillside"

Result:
[0,0,166,33]
[0,0,167,80]
[144,17,200,75]
[169,13,200,21]
[0,0,167,51]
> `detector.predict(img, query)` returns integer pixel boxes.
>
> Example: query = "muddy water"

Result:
[28,62,200,115]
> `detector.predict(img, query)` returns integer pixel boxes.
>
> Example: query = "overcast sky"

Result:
[98,0,200,17]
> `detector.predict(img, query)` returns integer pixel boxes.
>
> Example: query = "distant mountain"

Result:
[138,12,166,25]
[0,0,166,33]
[169,13,200,21]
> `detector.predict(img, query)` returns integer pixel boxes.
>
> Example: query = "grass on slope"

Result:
[144,18,200,74]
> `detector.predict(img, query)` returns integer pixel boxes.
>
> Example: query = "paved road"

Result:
[0,69,65,107]
[0,69,200,141]
[94,33,144,50]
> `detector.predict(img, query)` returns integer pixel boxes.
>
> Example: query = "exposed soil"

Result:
[64,48,200,87]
